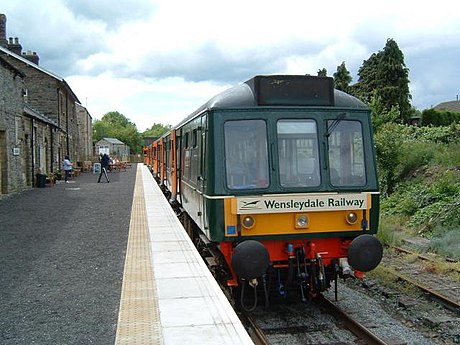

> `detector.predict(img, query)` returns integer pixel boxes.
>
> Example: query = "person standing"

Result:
[98,153,110,183]
[62,155,73,183]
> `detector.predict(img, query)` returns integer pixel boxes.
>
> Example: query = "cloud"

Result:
[2,0,460,129]
[62,0,156,26]
[66,74,230,130]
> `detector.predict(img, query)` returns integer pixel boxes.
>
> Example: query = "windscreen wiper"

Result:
[325,112,346,137]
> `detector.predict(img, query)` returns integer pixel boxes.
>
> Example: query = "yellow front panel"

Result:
[224,198,238,237]
[239,210,370,236]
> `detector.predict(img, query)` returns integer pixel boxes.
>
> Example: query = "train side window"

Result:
[327,120,366,186]
[192,129,198,148]
[277,120,320,187]
[224,120,269,189]
[183,131,191,180]
[184,132,189,148]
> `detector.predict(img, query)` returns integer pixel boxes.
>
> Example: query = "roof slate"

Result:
[434,100,460,113]
[102,137,125,145]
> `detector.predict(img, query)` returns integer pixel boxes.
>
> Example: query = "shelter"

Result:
[95,138,130,158]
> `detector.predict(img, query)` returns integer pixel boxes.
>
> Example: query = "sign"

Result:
[13,147,20,156]
[236,193,369,214]
[98,146,110,155]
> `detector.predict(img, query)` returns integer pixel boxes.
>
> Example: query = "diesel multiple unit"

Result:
[144,75,383,307]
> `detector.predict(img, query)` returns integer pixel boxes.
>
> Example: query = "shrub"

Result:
[421,108,460,127]
[429,226,460,260]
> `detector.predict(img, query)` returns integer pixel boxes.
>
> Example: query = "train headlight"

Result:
[295,214,309,228]
[242,216,255,229]
[346,212,358,225]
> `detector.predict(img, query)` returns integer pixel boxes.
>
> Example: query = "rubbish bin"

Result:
[36,174,46,188]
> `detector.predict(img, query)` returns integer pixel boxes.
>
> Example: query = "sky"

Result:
[1,0,459,131]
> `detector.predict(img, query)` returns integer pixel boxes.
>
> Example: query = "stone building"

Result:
[0,13,92,194]
[0,55,26,193]
[76,104,93,162]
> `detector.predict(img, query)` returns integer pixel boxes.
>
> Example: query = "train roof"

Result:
[175,75,368,128]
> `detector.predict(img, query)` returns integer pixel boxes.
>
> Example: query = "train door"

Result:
[170,130,178,200]
[159,138,165,184]
[200,114,209,237]
[176,129,182,204]
[152,141,158,177]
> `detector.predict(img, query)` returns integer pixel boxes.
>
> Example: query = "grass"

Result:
[428,226,460,261]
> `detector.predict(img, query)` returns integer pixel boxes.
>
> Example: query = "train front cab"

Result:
[158,75,384,303]
[207,107,383,299]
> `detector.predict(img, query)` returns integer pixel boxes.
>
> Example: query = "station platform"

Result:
[115,165,253,344]
[0,163,252,344]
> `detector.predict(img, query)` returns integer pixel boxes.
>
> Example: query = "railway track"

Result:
[381,246,460,314]
[240,294,406,345]
[318,295,389,345]
[379,265,460,314]
[393,246,460,271]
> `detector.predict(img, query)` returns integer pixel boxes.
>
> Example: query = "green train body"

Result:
[149,75,382,302]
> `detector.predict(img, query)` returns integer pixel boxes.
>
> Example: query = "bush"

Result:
[396,142,434,180]
[376,122,459,260]
[376,214,406,246]
[421,108,460,127]
[429,225,460,260]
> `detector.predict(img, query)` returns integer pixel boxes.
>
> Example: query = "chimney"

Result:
[7,36,22,55]
[0,14,7,47]
[23,50,39,65]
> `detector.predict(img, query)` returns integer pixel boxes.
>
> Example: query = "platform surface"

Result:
[115,165,253,344]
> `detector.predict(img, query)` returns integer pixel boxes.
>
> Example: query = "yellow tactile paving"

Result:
[115,165,163,345]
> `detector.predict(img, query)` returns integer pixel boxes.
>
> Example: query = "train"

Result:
[144,75,383,308]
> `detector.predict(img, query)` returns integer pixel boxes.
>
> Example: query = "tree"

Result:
[374,122,403,195]
[354,39,412,122]
[143,123,172,138]
[369,94,400,132]
[333,61,352,93]
[93,111,143,154]
[317,68,327,77]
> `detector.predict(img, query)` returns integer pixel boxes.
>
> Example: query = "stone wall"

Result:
[3,55,80,168]
[76,104,93,162]
[0,57,28,193]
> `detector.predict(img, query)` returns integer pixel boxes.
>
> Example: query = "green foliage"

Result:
[333,61,352,93]
[381,169,460,236]
[395,141,434,179]
[376,214,406,246]
[354,38,411,122]
[317,68,327,77]
[374,122,403,194]
[93,111,143,154]
[143,123,172,138]
[375,123,460,189]
[370,94,400,131]
[376,122,460,254]
[429,225,460,260]
[421,108,460,126]
[432,141,460,166]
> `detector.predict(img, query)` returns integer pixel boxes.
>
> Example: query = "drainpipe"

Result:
[65,95,70,157]
[50,126,54,172]
[31,117,35,187]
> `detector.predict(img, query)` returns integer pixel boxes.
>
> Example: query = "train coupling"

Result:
[339,258,352,277]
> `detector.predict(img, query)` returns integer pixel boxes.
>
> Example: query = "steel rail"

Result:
[380,266,460,314]
[239,312,270,345]
[393,246,459,269]
[319,295,390,345]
